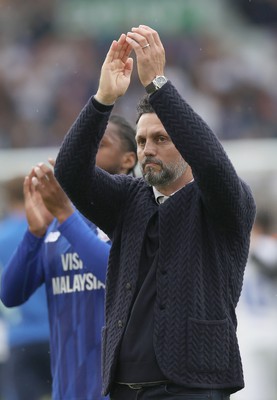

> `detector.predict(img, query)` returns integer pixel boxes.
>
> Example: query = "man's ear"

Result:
[119,152,137,174]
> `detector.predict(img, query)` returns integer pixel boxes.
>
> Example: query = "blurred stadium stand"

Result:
[1,0,276,218]
[0,0,276,148]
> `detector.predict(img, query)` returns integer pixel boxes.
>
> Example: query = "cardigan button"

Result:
[118,320,123,328]
[125,282,132,290]
[159,304,166,310]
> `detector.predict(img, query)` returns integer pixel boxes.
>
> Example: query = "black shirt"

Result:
[115,210,166,383]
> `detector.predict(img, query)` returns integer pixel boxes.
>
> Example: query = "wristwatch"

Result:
[145,75,168,94]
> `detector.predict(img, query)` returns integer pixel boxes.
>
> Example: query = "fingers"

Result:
[24,168,38,196]
[127,25,162,49]
[124,57,134,78]
[119,40,133,64]
[30,161,73,223]
[34,162,54,182]
[103,40,118,64]
[125,25,165,87]
[107,26,159,64]
[135,25,162,47]
[125,34,145,54]
[114,34,131,61]
[31,176,39,188]
[128,30,153,48]
[48,158,55,167]
[104,34,132,66]
[31,162,56,195]
[23,175,31,198]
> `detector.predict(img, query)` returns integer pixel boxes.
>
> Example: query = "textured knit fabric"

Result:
[55,81,256,396]
[1,211,110,400]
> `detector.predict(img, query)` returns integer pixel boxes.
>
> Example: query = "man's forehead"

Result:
[136,123,169,139]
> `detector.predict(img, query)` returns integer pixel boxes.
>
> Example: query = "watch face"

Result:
[145,76,167,94]
[155,76,167,87]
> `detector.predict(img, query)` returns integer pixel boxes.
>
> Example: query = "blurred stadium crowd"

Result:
[0,0,277,148]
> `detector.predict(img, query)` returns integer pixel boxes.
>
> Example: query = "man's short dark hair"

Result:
[136,94,155,124]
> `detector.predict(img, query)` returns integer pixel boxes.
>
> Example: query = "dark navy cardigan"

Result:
[55,81,256,395]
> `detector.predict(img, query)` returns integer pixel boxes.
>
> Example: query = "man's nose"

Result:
[143,141,156,156]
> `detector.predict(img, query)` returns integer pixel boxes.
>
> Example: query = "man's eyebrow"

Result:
[136,130,166,138]
[135,133,145,141]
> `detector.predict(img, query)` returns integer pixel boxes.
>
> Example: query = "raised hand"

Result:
[24,168,54,237]
[126,25,165,88]
[32,160,74,224]
[95,33,133,105]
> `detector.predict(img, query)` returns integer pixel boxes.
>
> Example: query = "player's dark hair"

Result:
[109,115,137,155]
[109,115,137,174]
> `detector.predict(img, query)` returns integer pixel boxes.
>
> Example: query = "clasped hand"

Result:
[25,159,74,237]
[95,24,166,105]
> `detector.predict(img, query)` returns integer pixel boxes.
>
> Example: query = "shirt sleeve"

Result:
[0,230,45,307]
[58,211,110,283]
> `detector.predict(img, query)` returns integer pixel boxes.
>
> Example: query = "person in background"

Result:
[54,25,256,400]
[0,175,51,400]
[234,210,277,400]
[1,114,137,400]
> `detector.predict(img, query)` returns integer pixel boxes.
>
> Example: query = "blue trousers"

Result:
[110,383,231,399]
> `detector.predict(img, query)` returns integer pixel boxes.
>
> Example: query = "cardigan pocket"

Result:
[187,317,229,373]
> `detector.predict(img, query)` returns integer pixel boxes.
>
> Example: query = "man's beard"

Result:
[140,156,188,187]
